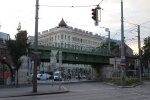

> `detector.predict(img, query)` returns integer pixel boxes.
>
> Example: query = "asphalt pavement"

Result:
[0,79,92,98]
[0,79,145,98]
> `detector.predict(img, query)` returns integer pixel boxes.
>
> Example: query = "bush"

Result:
[107,76,140,86]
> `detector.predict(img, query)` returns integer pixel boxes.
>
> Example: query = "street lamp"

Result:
[100,27,111,53]
[105,28,111,53]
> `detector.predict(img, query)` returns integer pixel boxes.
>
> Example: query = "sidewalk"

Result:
[0,84,69,98]
[0,79,94,98]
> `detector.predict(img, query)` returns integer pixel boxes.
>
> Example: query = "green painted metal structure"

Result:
[28,45,114,64]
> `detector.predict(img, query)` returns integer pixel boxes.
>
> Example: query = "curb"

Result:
[62,80,99,85]
[102,81,144,88]
[0,86,69,98]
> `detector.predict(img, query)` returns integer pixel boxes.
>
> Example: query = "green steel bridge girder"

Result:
[40,51,110,64]
[63,52,110,64]
[28,45,113,64]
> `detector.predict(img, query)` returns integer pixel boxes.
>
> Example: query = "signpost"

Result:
[120,58,126,66]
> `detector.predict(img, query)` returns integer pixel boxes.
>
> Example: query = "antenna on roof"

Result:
[17,22,21,32]
[0,22,1,30]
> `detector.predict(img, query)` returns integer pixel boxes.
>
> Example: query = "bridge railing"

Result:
[29,45,113,56]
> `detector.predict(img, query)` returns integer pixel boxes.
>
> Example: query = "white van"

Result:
[53,71,62,81]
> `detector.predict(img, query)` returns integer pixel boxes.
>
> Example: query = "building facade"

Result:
[29,19,107,77]
[38,18,105,51]
[0,32,11,85]
[28,19,135,79]
[0,32,10,60]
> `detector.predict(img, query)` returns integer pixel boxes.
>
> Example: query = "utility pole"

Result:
[138,25,142,81]
[33,0,39,93]
[121,0,125,60]
[120,0,126,82]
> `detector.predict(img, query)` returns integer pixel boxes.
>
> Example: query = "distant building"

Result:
[0,32,11,85]
[0,32,10,42]
[27,36,34,45]
[28,19,134,57]
[112,40,133,56]
[28,18,107,73]
[37,18,105,51]
[28,19,134,74]
[0,32,10,59]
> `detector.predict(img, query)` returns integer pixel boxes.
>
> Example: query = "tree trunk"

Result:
[16,69,18,88]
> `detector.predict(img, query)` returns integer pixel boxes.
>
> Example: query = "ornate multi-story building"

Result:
[38,18,105,51]
[0,32,10,60]
[28,18,107,74]
[28,19,135,78]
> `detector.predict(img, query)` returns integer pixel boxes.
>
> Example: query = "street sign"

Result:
[120,58,126,66]
[109,58,121,65]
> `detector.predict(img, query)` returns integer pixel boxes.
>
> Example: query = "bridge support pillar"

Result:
[91,64,114,81]
[91,65,101,80]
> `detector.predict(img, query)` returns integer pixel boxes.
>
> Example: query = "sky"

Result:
[0,0,150,54]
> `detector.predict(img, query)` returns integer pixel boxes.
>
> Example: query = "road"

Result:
[1,81,150,100]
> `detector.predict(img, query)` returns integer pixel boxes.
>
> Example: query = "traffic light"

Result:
[91,8,97,21]
[91,7,99,26]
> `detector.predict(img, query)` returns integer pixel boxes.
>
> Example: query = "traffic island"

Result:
[104,76,143,88]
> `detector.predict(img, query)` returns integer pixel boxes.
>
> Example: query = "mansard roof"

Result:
[58,18,67,27]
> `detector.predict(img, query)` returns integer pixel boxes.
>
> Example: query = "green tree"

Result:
[142,36,150,61]
[6,30,30,87]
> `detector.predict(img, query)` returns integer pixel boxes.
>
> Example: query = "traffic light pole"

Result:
[33,0,39,93]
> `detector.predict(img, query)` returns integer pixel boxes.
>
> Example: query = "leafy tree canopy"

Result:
[6,30,30,70]
[142,36,150,60]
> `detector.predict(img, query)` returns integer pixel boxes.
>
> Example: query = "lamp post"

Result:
[100,27,111,53]
[105,28,111,53]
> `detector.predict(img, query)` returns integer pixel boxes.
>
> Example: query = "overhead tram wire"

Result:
[98,0,104,5]
[124,20,150,30]
[123,20,150,36]
[124,20,138,26]
[140,20,150,25]
[141,26,150,30]
[40,0,104,8]
[40,5,96,8]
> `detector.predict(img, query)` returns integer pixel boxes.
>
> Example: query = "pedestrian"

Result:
[78,73,81,81]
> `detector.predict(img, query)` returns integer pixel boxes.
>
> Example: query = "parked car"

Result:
[53,71,62,81]
[37,73,51,80]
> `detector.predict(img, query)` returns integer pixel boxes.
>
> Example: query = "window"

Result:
[58,35,60,40]
[68,36,70,41]
[52,37,53,41]
[61,34,63,40]
[61,42,63,47]
[55,35,57,41]
[65,35,66,40]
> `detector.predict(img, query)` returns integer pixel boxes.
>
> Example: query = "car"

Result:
[53,71,62,81]
[37,73,51,80]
